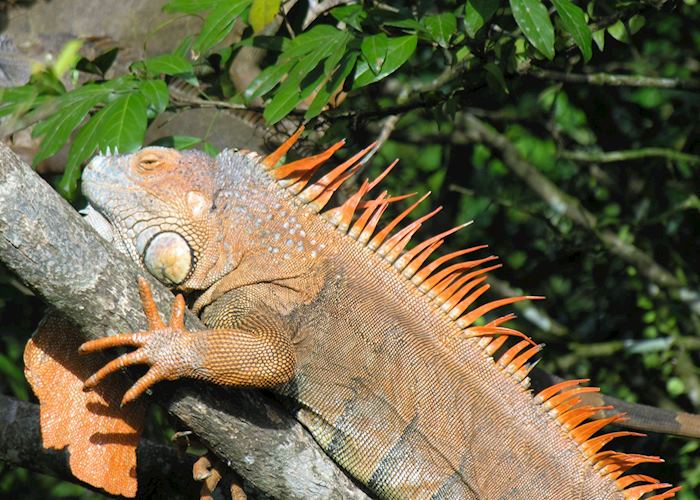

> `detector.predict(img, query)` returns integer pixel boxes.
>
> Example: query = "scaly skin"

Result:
[25,137,679,499]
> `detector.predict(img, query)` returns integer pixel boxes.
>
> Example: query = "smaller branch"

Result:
[569,336,700,358]
[302,0,352,29]
[560,148,700,165]
[487,276,569,339]
[461,114,700,317]
[524,67,700,91]
[361,114,400,166]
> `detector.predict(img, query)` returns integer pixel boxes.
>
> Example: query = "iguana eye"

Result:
[143,232,193,285]
[138,153,163,171]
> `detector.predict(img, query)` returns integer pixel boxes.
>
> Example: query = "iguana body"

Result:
[24,131,678,499]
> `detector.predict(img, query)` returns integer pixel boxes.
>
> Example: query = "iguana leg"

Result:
[80,278,296,405]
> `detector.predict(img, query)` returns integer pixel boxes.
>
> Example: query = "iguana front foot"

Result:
[80,277,196,405]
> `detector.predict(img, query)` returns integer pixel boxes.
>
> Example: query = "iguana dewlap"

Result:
[24,130,678,499]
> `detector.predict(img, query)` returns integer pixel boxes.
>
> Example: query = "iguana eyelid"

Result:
[138,154,162,170]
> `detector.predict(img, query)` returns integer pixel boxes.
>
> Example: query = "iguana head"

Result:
[82,147,235,290]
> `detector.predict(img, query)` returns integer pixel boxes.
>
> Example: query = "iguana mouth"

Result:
[80,204,115,243]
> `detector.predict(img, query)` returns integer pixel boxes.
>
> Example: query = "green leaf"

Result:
[139,80,169,114]
[283,25,347,59]
[464,0,500,38]
[628,14,645,35]
[244,61,293,100]
[32,95,103,164]
[164,0,220,14]
[330,4,367,31]
[58,93,147,199]
[249,0,280,32]
[483,62,509,94]
[592,28,605,51]
[142,54,194,77]
[607,20,628,43]
[361,34,388,75]
[0,85,38,118]
[353,35,417,88]
[150,135,202,149]
[76,47,119,76]
[192,0,251,56]
[263,84,302,124]
[423,12,457,48]
[383,19,422,32]
[509,0,554,60]
[305,51,357,119]
[52,39,84,78]
[98,92,148,153]
[552,0,592,61]
[202,142,219,157]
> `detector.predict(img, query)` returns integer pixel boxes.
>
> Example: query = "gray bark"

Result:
[0,143,368,499]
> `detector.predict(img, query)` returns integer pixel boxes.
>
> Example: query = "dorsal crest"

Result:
[260,127,677,499]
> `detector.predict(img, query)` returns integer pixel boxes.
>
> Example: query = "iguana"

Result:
[23,128,681,499]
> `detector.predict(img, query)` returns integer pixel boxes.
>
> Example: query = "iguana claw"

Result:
[80,277,189,406]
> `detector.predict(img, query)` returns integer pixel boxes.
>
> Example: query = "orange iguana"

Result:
[24,128,681,499]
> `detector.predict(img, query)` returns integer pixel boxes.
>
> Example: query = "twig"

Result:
[302,0,353,29]
[360,114,399,166]
[561,148,700,165]
[461,114,700,316]
[524,67,700,90]
[487,276,569,339]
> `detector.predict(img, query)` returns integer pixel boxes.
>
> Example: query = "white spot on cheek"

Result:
[187,191,209,219]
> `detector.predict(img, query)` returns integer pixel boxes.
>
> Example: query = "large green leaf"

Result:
[31,83,122,164]
[263,84,302,124]
[509,0,554,60]
[423,12,457,48]
[552,0,592,61]
[32,96,103,164]
[249,0,280,32]
[361,34,388,75]
[256,26,351,123]
[192,0,251,56]
[353,35,417,88]
[305,51,358,119]
[98,92,148,153]
[139,80,169,114]
[244,61,293,100]
[58,92,147,198]
[464,0,500,38]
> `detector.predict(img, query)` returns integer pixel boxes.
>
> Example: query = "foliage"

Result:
[1,0,700,497]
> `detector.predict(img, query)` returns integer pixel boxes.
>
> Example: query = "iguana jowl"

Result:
[24,128,678,499]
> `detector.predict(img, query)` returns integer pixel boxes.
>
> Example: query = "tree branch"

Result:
[0,143,367,499]
[460,114,700,317]
[0,394,199,499]
[524,67,700,90]
[560,147,700,165]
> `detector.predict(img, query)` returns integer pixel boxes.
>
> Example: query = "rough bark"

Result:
[0,143,368,499]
